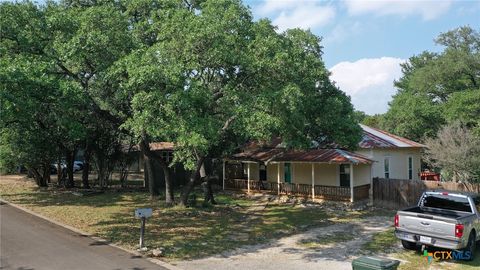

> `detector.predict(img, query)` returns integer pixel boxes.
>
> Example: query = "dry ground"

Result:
[2,174,477,269]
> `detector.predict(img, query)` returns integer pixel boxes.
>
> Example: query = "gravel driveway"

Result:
[176,215,393,270]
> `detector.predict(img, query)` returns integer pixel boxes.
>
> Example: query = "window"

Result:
[474,197,480,214]
[284,163,291,183]
[422,194,472,213]
[384,157,390,179]
[339,164,350,187]
[161,151,174,163]
[408,156,413,180]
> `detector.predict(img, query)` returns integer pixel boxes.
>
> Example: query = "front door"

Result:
[339,164,350,187]
[284,163,292,183]
[259,164,267,181]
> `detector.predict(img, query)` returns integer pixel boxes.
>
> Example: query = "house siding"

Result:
[355,148,422,180]
[353,163,371,187]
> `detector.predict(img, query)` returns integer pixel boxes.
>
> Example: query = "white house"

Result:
[355,124,426,181]
[223,124,426,202]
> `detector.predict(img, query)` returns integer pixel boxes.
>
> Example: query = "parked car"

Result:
[50,162,82,174]
[73,161,84,171]
[394,191,480,260]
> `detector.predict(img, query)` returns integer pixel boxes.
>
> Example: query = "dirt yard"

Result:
[176,215,393,270]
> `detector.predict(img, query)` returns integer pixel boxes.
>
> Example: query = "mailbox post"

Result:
[135,208,152,250]
[139,216,146,248]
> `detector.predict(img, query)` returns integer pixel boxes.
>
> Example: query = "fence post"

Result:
[350,163,354,203]
[277,163,280,195]
[247,163,251,194]
[311,163,315,200]
[222,160,226,190]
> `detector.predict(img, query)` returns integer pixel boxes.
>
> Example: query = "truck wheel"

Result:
[401,240,417,250]
[463,233,476,261]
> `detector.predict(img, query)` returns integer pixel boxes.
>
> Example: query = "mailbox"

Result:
[135,208,152,219]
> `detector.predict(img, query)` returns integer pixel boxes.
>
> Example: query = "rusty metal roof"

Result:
[230,147,373,164]
[148,142,174,151]
[359,124,426,148]
[130,142,174,152]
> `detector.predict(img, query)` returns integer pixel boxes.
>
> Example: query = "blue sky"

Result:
[244,0,480,114]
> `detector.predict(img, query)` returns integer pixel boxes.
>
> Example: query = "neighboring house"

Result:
[356,124,425,181]
[127,142,221,187]
[127,142,189,187]
[223,125,425,202]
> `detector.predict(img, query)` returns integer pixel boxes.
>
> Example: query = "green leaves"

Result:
[382,26,480,142]
[0,0,362,175]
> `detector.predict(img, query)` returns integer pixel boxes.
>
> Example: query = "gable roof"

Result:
[359,124,426,149]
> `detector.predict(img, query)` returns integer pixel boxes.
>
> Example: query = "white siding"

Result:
[355,148,422,180]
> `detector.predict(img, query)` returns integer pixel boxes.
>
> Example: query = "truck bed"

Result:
[403,206,474,220]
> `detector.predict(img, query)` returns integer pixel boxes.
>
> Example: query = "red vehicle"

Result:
[420,171,440,181]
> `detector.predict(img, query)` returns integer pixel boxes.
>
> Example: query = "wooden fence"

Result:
[225,179,368,201]
[373,177,480,209]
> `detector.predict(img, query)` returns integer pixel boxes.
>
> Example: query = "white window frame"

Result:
[384,157,390,179]
[407,155,413,180]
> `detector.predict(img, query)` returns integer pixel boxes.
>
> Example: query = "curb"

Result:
[0,199,183,270]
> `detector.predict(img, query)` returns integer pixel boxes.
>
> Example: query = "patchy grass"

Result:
[0,175,336,260]
[298,233,355,249]
[362,228,397,253]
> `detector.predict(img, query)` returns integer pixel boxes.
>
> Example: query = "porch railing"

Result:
[225,179,370,201]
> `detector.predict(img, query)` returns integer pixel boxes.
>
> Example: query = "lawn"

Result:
[4,174,477,269]
[0,175,333,260]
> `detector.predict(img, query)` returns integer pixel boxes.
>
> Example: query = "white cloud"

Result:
[344,0,452,20]
[329,57,405,114]
[256,0,335,31]
[324,21,362,45]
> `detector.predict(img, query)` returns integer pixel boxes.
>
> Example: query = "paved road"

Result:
[0,202,166,270]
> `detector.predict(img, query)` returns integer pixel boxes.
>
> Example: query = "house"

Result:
[223,125,425,202]
[126,142,189,187]
[356,124,425,181]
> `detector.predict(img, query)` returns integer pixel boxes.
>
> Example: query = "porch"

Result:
[224,178,370,201]
[223,147,374,202]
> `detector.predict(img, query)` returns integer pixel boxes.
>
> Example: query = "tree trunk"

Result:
[31,167,47,187]
[144,154,160,198]
[82,143,91,189]
[202,176,217,205]
[140,137,171,200]
[95,151,110,189]
[57,157,62,183]
[159,162,174,205]
[42,163,51,185]
[143,158,149,189]
[180,157,205,206]
[65,150,75,188]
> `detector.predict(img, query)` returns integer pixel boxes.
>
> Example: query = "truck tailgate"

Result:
[398,211,457,240]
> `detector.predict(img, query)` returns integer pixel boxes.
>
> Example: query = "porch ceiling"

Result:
[229,148,373,165]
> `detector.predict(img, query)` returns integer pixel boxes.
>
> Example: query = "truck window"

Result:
[421,194,472,213]
[475,197,480,213]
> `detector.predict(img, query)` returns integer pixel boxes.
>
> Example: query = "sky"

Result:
[244,0,480,115]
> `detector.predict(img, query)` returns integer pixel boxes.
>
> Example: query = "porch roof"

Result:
[228,148,373,165]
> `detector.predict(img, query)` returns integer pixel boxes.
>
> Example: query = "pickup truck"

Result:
[394,191,480,260]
